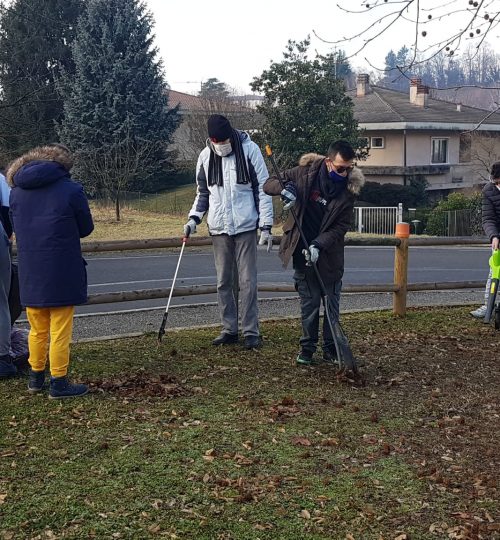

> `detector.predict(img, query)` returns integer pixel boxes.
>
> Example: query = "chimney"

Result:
[415,84,429,107]
[410,77,422,104]
[356,74,370,97]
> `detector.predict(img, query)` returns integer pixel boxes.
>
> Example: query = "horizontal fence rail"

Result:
[12,234,489,316]
[86,280,486,306]
[12,235,489,256]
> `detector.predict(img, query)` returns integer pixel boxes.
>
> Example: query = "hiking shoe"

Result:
[212,333,239,346]
[49,376,88,400]
[470,305,487,318]
[296,352,319,366]
[28,369,45,393]
[243,335,262,350]
[0,355,17,378]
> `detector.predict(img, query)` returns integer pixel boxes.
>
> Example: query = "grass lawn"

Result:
[87,183,283,241]
[1,307,498,539]
[87,204,209,241]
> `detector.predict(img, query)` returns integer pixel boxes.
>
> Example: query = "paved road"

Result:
[15,245,489,339]
[79,245,491,314]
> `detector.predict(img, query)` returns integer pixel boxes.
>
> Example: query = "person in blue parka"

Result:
[7,143,94,399]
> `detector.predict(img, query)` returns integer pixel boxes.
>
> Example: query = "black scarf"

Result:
[207,129,251,187]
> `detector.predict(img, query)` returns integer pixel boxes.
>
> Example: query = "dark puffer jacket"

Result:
[7,146,94,308]
[264,153,365,282]
[482,182,500,241]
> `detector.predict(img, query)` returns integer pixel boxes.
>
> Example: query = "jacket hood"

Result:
[298,153,365,196]
[6,145,74,187]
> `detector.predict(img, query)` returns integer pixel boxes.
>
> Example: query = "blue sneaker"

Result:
[49,376,88,400]
[0,355,17,378]
[28,369,46,393]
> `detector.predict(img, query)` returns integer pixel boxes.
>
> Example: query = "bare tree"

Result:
[315,1,500,83]
[469,131,500,182]
[76,136,163,221]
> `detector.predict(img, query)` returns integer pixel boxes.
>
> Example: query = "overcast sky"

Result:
[146,0,500,95]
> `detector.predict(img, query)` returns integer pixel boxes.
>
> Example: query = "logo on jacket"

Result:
[310,190,327,206]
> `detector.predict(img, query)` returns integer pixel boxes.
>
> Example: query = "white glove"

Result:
[183,218,197,238]
[280,186,297,211]
[258,228,273,252]
[302,244,320,264]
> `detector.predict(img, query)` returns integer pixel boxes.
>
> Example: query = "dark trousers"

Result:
[293,266,341,355]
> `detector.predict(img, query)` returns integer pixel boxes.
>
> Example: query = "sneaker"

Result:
[49,376,88,400]
[470,305,488,318]
[243,335,262,350]
[322,348,339,366]
[28,369,45,393]
[296,352,319,366]
[212,333,239,346]
[0,355,17,378]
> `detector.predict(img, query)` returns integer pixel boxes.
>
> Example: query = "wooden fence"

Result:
[72,228,489,317]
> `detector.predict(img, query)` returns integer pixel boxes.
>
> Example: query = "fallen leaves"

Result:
[291,436,312,447]
[89,372,187,399]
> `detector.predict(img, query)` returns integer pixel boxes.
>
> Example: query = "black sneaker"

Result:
[243,335,262,350]
[212,333,239,346]
[322,348,339,366]
[0,355,17,378]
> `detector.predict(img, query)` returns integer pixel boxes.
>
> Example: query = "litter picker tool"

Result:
[157,233,189,343]
[265,145,358,373]
[483,249,500,329]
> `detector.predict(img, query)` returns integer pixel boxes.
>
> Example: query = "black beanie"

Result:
[207,114,233,141]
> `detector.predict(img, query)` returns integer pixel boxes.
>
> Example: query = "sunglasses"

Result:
[333,164,354,174]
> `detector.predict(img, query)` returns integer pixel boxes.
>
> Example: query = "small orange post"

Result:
[393,222,410,316]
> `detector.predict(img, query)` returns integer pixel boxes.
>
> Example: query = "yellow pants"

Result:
[26,306,75,378]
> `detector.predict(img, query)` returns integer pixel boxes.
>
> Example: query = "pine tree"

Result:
[0,0,84,163]
[58,0,180,218]
[251,38,365,166]
[199,78,230,100]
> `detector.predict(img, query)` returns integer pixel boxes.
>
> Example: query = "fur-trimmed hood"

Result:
[298,152,365,196]
[6,145,74,187]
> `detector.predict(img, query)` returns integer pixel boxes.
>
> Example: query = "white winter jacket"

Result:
[188,132,273,236]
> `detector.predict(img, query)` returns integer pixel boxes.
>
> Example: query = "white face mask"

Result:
[213,142,232,157]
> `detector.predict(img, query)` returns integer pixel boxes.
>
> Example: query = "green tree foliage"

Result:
[0,0,84,163]
[199,78,230,100]
[381,46,412,91]
[360,176,429,208]
[425,192,482,236]
[58,0,180,216]
[250,38,365,166]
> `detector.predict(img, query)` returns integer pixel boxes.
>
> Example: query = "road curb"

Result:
[72,302,483,344]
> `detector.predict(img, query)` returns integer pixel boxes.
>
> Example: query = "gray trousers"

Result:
[0,225,11,357]
[212,230,259,337]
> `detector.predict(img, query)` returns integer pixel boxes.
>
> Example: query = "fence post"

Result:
[393,222,410,317]
[397,202,403,223]
[357,207,363,233]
